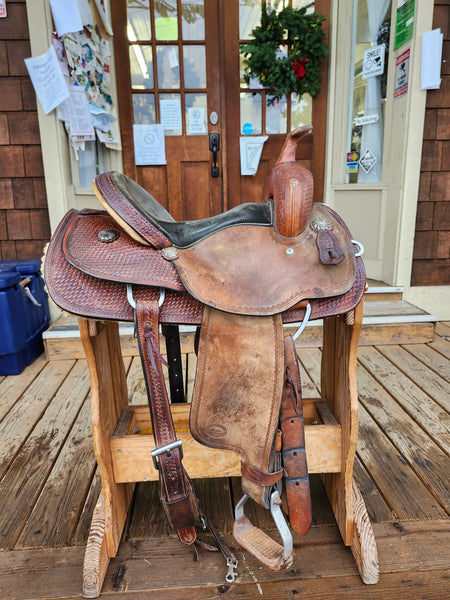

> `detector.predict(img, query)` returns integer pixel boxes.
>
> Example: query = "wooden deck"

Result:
[0,321,449,599]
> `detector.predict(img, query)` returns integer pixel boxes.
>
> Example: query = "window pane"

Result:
[266,97,287,134]
[160,93,183,135]
[291,92,312,130]
[127,0,151,41]
[129,45,154,89]
[347,0,391,183]
[240,92,262,134]
[185,93,207,135]
[157,45,180,89]
[239,0,261,39]
[183,45,206,88]
[133,93,156,124]
[155,0,178,40]
[182,0,205,40]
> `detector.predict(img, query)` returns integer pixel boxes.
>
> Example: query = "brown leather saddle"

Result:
[44,126,365,577]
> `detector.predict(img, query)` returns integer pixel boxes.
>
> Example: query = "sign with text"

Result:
[394,48,410,98]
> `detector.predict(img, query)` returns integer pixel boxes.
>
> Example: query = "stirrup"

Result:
[233,490,293,570]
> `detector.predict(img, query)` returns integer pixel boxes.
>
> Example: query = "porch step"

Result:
[43,282,436,360]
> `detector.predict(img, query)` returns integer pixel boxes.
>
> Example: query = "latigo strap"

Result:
[280,336,312,536]
[135,299,199,544]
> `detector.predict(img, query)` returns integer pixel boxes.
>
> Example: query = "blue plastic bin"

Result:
[0,259,50,375]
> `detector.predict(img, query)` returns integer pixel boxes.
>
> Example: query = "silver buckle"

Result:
[151,439,183,469]
[127,284,166,309]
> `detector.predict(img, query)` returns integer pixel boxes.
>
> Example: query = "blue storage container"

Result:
[0,259,50,375]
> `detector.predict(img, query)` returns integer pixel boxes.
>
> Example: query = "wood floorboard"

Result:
[0,326,449,598]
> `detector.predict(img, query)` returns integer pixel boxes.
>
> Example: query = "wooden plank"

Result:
[0,521,448,599]
[71,468,102,546]
[357,346,450,454]
[402,342,450,385]
[16,398,97,549]
[79,319,134,558]
[378,344,450,410]
[435,321,450,338]
[0,358,76,479]
[353,456,393,524]
[110,404,341,482]
[0,354,47,422]
[358,322,434,345]
[428,333,450,360]
[0,359,91,549]
[356,361,450,513]
[357,403,447,521]
[363,300,428,317]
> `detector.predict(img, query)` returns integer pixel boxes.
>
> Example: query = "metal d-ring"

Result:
[292,301,311,341]
[351,239,365,257]
[127,285,166,309]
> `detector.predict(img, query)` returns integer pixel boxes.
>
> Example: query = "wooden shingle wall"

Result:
[0,1,50,261]
[412,2,450,286]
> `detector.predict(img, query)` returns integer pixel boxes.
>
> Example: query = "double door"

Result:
[112,0,329,220]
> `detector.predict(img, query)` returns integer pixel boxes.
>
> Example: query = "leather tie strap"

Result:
[280,336,312,536]
[135,299,199,544]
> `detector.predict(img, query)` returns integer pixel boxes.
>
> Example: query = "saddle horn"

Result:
[262,125,314,238]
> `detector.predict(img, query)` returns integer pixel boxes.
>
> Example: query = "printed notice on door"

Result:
[134,124,166,165]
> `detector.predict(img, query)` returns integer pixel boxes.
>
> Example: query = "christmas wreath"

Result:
[240,3,328,105]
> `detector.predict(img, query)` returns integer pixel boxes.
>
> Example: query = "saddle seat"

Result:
[93,170,273,250]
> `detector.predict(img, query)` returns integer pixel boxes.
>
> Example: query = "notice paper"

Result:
[134,124,167,165]
[240,136,268,175]
[50,0,83,36]
[160,98,182,132]
[422,29,443,90]
[66,86,95,137]
[24,46,70,115]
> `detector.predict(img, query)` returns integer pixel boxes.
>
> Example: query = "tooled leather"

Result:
[280,336,312,536]
[95,172,173,249]
[135,300,198,535]
[45,211,365,324]
[62,212,185,291]
[190,307,284,487]
[167,204,356,316]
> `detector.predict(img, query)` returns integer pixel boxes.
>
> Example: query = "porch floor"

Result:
[0,322,449,599]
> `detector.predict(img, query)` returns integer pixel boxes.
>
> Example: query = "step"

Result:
[43,289,436,361]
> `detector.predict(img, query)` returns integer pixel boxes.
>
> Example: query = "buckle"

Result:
[151,439,183,469]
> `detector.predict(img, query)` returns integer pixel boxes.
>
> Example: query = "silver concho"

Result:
[162,246,179,260]
[310,218,332,232]
[97,229,119,243]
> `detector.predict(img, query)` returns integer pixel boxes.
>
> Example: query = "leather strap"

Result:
[280,336,312,536]
[135,299,199,544]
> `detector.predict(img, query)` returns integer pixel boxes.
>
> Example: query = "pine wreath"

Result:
[240,3,328,106]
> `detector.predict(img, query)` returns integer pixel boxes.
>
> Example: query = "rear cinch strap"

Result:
[135,299,199,544]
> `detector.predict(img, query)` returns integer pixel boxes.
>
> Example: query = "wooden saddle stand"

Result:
[44,126,379,597]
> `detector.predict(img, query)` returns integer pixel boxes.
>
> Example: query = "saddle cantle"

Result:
[44,126,366,577]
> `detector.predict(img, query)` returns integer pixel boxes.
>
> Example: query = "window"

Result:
[347,1,391,183]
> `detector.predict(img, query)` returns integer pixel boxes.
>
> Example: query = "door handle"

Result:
[209,133,220,177]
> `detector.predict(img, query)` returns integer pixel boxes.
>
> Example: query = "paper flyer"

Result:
[134,124,167,165]
[24,46,70,115]
[50,0,83,36]
[240,136,268,175]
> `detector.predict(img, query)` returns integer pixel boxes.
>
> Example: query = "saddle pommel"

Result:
[263,125,314,239]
